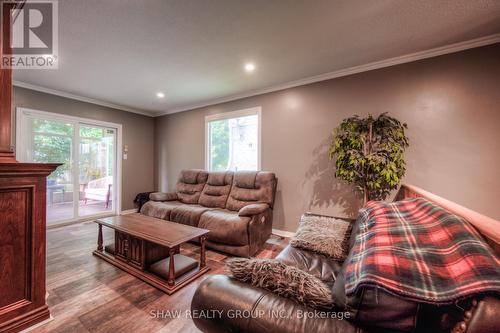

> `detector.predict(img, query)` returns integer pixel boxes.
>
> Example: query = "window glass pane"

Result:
[209,119,229,171]
[79,126,115,216]
[30,119,74,223]
[33,119,73,136]
[79,129,114,183]
[32,119,73,183]
[208,113,258,171]
[80,125,104,138]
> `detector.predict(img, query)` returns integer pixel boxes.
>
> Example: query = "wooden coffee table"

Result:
[93,213,209,294]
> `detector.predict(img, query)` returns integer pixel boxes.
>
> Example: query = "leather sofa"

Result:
[191,214,500,333]
[140,169,277,257]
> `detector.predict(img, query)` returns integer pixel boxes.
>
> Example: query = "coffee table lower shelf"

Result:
[93,250,210,294]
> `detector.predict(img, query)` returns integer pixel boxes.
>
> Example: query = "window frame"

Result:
[205,106,262,172]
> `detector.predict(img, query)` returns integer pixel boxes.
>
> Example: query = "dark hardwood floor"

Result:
[32,221,288,333]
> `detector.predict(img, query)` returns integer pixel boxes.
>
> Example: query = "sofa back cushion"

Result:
[176,169,208,204]
[226,171,277,211]
[198,171,234,208]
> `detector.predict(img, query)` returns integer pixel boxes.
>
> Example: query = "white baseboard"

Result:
[272,228,295,238]
[121,209,138,215]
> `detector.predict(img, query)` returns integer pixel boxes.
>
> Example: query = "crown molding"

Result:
[157,33,500,116]
[13,81,155,117]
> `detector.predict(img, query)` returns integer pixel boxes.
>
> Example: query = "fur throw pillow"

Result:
[290,213,352,260]
[226,258,333,310]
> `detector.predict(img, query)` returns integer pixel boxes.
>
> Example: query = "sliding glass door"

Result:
[32,118,75,222]
[78,125,115,217]
[16,109,119,227]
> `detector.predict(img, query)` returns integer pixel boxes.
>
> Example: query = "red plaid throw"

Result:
[344,198,500,304]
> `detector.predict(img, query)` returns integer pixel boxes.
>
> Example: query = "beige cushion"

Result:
[199,209,251,246]
[290,213,352,260]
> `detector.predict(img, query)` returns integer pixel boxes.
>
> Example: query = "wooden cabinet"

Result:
[0,163,59,332]
[0,1,59,331]
[113,231,170,270]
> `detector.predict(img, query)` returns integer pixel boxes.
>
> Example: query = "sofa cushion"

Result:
[233,171,258,188]
[199,209,251,246]
[169,204,213,227]
[139,200,182,220]
[176,169,208,204]
[226,171,277,211]
[179,169,205,184]
[198,171,233,208]
[207,171,231,186]
[277,245,342,288]
[149,192,178,202]
[227,258,334,310]
[290,213,352,260]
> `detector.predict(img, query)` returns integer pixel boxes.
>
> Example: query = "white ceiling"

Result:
[14,0,500,116]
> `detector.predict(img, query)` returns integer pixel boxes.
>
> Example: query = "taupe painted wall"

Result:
[13,87,155,210]
[155,44,500,232]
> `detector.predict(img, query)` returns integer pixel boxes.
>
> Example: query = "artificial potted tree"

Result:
[328,113,409,203]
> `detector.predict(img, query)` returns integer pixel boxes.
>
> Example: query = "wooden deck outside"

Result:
[47,201,113,226]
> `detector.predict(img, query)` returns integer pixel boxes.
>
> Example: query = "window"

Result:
[205,107,261,171]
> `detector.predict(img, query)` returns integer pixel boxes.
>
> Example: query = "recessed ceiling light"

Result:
[156,92,165,98]
[244,63,256,73]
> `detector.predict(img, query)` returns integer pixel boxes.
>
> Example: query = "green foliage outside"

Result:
[32,120,111,183]
[328,113,409,201]
[33,134,71,181]
[33,119,73,136]
[210,120,229,171]
[80,126,103,138]
[33,120,73,181]
[79,126,110,181]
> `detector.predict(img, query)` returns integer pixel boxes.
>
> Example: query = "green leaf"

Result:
[328,113,409,200]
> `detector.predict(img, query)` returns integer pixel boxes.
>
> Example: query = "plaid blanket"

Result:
[344,198,500,304]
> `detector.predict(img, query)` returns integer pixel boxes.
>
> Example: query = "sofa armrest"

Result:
[191,275,361,333]
[238,203,270,216]
[149,192,178,202]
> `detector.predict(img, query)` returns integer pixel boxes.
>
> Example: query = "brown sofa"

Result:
[140,169,277,257]
[191,214,500,333]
